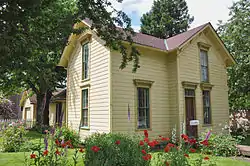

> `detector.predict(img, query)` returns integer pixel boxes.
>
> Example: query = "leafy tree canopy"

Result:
[0,0,139,125]
[217,0,250,111]
[140,0,194,38]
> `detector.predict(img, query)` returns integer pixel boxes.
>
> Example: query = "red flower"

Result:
[167,143,175,147]
[181,134,189,142]
[204,156,209,160]
[148,141,155,147]
[79,148,85,153]
[55,149,60,155]
[91,146,100,152]
[164,137,170,141]
[200,140,209,146]
[184,154,189,158]
[189,138,197,144]
[141,149,147,154]
[144,130,148,138]
[142,154,152,161]
[115,140,121,145]
[166,162,170,166]
[61,143,66,148]
[189,148,196,153]
[164,146,170,152]
[144,137,149,143]
[30,153,36,159]
[43,150,48,156]
[55,139,60,146]
[139,140,144,146]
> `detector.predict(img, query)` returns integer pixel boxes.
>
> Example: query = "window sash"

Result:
[137,88,150,129]
[82,43,89,80]
[200,50,208,82]
[203,91,211,124]
[82,89,89,127]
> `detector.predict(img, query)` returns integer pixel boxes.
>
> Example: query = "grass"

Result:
[1,130,250,166]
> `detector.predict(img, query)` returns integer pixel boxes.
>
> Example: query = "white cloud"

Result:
[109,0,236,29]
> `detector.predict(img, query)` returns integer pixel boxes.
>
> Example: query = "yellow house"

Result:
[58,20,235,138]
[21,89,67,126]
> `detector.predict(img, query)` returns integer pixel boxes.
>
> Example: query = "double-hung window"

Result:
[81,89,89,128]
[203,90,211,124]
[82,43,89,80]
[200,50,209,82]
[137,87,150,129]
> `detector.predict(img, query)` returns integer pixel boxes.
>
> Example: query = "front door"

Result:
[56,103,62,125]
[185,89,197,138]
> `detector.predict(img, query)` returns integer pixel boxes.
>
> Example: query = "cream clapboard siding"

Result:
[22,98,34,121]
[166,53,179,131]
[111,47,172,138]
[67,33,110,138]
[178,32,229,134]
[49,103,57,126]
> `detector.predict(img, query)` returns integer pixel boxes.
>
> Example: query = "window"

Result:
[200,50,209,82]
[137,87,150,129]
[81,89,89,128]
[82,43,89,80]
[203,90,211,124]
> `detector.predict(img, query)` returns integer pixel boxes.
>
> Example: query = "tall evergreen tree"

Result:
[140,0,194,38]
[217,0,250,111]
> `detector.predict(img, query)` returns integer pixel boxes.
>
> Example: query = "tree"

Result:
[0,97,16,119]
[140,0,194,38]
[0,0,140,126]
[217,0,250,111]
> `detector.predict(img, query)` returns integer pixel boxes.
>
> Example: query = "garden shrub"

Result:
[84,133,150,166]
[199,131,238,157]
[1,122,27,152]
[225,110,250,140]
[55,126,80,147]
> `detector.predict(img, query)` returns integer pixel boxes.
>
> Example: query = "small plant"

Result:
[199,130,238,157]
[25,129,85,166]
[55,126,80,147]
[84,132,150,166]
[1,121,27,152]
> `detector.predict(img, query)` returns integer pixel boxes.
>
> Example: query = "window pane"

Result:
[82,43,89,79]
[201,66,208,82]
[137,88,150,129]
[82,89,89,127]
[203,91,211,124]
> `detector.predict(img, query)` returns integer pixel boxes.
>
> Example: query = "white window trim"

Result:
[81,87,90,129]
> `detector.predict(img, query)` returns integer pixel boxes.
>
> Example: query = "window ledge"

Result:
[202,124,213,127]
[135,128,152,132]
[80,127,90,130]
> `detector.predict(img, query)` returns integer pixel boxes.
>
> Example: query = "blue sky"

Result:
[110,0,236,32]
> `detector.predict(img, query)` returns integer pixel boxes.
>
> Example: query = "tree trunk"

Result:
[43,90,52,126]
[36,93,45,126]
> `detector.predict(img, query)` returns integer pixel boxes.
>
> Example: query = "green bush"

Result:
[1,124,27,152]
[84,133,150,166]
[55,126,80,147]
[199,132,239,157]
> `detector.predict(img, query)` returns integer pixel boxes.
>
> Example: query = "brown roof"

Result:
[83,18,209,51]
[51,89,66,102]
[166,23,209,50]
